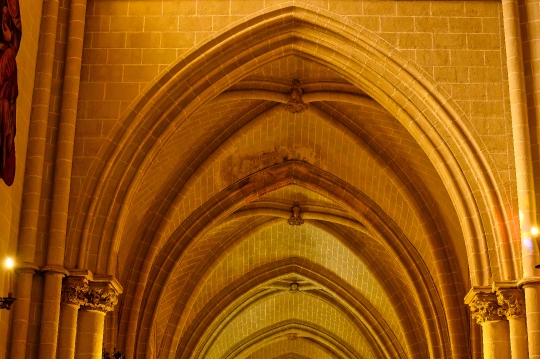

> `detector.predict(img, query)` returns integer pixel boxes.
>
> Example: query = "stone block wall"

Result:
[0,0,43,357]
[73,0,515,215]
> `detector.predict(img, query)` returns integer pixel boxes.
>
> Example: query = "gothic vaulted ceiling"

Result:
[64,4,519,359]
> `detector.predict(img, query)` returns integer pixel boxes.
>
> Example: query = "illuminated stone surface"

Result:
[2,1,540,359]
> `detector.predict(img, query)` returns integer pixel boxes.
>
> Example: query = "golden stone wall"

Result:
[0,0,43,357]
[4,1,540,359]
[75,0,513,180]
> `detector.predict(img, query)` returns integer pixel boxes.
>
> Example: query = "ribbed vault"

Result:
[65,4,519,359]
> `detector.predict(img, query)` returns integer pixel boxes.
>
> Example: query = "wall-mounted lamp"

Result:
[0,257,16,310]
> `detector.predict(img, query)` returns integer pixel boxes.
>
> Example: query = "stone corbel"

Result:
[465,287,505,324]
[493,281,526,319]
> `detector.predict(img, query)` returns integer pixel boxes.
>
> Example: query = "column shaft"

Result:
[502,0,540,355]
[11,0,61,356]
[502,0,537,278]
[509,317,528,359]
[494,284,529,359]
[482,320,511,359]
[9,270,34,358]
[17,0,60,262]
[525,286,540,359]
[48,0,87,266]
[37,272,63,359]
[57,303,80,359]
[467,289,512,359]
[75,310,106,359]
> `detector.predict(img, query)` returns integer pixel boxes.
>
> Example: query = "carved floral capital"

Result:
[497,290,525,319]
[61,279,89,306]
[468,296,505,324]
[80,286,118,313]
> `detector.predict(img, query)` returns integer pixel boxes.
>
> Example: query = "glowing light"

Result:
[520,212,524,221]
[532,227,539,236]
[4,258,13,295]
[523,238,534,249]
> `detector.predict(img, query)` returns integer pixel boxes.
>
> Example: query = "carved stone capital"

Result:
[465,288,505,324]
[469,298,504,324]
[80,275,122,313]
[80,286,118,313]
[492,281,526,319]
[61,277,89,306]
[497,289,525,319]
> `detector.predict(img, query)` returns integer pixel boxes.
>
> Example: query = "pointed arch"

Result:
[173,259,406,359]
[68,4,512,287]
[66,4,516,359]
[119,161,464,358]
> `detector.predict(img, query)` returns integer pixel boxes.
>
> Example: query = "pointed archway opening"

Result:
[69,4,514,359]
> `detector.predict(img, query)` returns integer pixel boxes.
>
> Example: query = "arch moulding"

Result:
[69,4,512,287]
[67,4,517,359]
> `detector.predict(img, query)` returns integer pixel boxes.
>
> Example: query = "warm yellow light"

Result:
[532,227,539,236]
[5,258,13,269]
[520,212,524,221]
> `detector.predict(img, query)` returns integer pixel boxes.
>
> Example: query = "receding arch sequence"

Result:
[68,6,516,359]
[171,221,416,358]
[121,162,463,359]
[68,2,510,290]
[172,259,407,359]
[217,321,368,359]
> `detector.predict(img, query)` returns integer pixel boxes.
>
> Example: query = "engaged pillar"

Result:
[58,273,91,359]
[466,289,511,359]
[75,277,121,359]
[518,278,540,359]
[38,266,69,359]
[496,287,528,359]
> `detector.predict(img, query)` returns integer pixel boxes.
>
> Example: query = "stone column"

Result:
[12,0,62,354]
[466,289,511,359]
[75,277,121,359]
[76,308,106,359]
[58,275,90,359]
[38,266,68,359]
[519,278,540,359]
[9,265,38,359]
[495,286,528,359]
